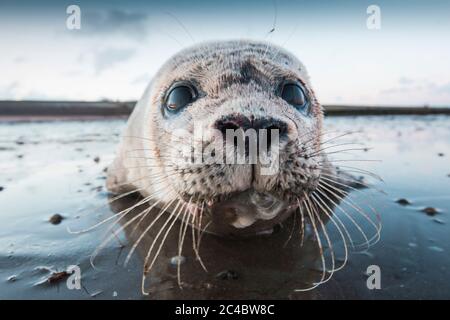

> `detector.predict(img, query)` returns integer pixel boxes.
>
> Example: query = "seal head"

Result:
[107,40,327,236]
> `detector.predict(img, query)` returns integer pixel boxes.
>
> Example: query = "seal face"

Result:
[107,40,329,236]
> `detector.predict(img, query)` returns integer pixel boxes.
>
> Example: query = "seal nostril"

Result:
[213,115,288,155]
[255,119,287,135]
[214,115,252,136]
[215,120,241,137]
[254,118,288,149]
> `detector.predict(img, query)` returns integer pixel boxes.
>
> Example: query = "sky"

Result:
[1,0,450,106]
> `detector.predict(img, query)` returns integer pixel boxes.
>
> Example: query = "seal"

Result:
[107,41,326,228]
[105,40,380,290]
[107,39,334,235]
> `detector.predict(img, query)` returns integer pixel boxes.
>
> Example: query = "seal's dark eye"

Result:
[280,82,309,113]
[165,84,196,112]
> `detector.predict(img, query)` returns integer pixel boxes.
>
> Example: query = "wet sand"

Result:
[0,115,449,299]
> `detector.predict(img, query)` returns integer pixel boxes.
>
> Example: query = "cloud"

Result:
[93,47,136,75]
[81,9,150,39]
[0,82,19,99]
[379,77,450,105]
[432,82,450,95]
[382,78,450,95]
[0,82,62,100]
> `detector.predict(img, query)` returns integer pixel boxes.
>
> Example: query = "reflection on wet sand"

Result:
[110,194,328,299]
[1,116,450,299]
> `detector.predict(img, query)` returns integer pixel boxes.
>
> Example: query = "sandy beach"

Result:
[1,114,449,299]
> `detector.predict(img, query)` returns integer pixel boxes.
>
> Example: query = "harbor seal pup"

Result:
[107,39,335,236]
[105,39,380,293]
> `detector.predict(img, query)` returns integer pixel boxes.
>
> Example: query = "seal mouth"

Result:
[197,189,295,235]
[212,190,282,227]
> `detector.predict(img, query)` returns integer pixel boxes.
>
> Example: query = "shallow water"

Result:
[0,115,449,299]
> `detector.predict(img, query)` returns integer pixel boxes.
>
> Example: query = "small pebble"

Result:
[7,275,17,282]
[204,282,213,290]
[47,271,69,284]
[0,186,4,192]
[396,198,411,206]
[437,153,444,157]
[216,270,239,280]
[422,207,439,216]
[90,290,102,297]
[433,218,446,224]
[93,156,100,163]
[91,186,103,192]
[49,214,64,225]
[170,255,186,266]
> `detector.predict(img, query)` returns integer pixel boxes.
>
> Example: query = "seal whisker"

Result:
[90,196,160,269]
[141,202,183,270]
[317,184,381,249]
[294,197,327,292]
[69,194,156,235]
[190,200,208,272]
[310,142,365,155]
[124,156,179,165]
[310,147,372,159]
[327,165,383,182]
[318,180,381,239]
[319,159,381,164]
[177,198,193,288]
[164,11,196,44]
[129,194,178,238]
[68,188,145,230]
[283,206,297,248]
[299,202,306,246]
[124,199,180,267]
[311,190,355,249]
[142,201,186,295]
[315,187,371,249]
[318,130,363,146]
[112,167,179,183]
[311,192,350,270]
[320,172,386,194]
[306,194,336,283]
[196,201,206,252]
[300,130,362,151]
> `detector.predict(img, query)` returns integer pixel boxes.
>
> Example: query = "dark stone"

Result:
[396,198,411,206]
[216,270,239,280]
[49,214,64,225]
[422,207,438,216]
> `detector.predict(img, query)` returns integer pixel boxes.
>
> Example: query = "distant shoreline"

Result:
[1,100,450,121]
